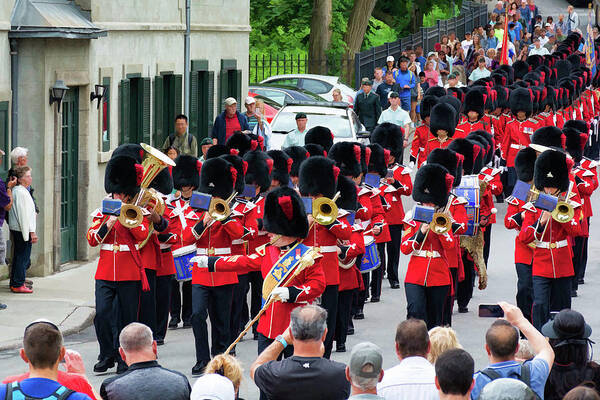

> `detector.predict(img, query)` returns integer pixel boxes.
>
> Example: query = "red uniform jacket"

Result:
[454,119,490,139]
[382,164,413,226]
[424,137,452,160]
[338,214,366,292]
[230,199,259,256]
[479,167,503,224]
[519,201,581,278]
[504,196,534,265]
[400,220,455,286]
[573,165,598,220]
[166,195,201,251]
[184,215,243,286]
[247,195,269,254]
[87,209,150,281]
[485,114,504,150]
[208,244,326,338]
[156,204,177,277]
[552,112,565,129]
[411,124,431,167]
[369,188,391,243]
[447,196,469,275]
[501,118,539,167]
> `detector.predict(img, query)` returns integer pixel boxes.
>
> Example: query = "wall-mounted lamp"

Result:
[90,84,108,109]
[49,80,69,112]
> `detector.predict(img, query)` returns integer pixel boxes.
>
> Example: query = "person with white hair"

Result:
[100,323,190,400]
[191,374,235,400]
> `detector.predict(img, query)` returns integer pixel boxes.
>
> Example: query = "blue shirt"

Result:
[513,21,523,40]
[417,56,427,71]
[0,378,91,400]
[471,359,550,400]
[395,70,416,97]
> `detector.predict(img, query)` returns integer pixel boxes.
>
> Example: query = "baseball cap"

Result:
[388,91,399,99]
[24,319,60,335]
[295,112,307,120]
[224,97,237,106]
[386,55,395,62]
[361,77,373,86]
[244,96,256,105]
[349,342,383,379]
[448,73,458,79]
[200,137,213,146]
[191,374,235,400]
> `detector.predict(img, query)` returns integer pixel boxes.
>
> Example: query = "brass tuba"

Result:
[118,143,176,228]
[208,192,237,221]
[312,192,340,226]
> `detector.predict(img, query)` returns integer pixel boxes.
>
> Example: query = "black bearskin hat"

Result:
[298,156,339,198]
[149,168,173,195]
[367,143,389,178]
[328,141,362,178]
[515,147,537,182]
[267,149,292,187]
[112,143,144,162]
[439,95,462,126]
[420,95,439,119]
[530,126,565,151]
[243,150,273,193]
[305,143,327,158]
[335,175,358,211]
[283,146,309,178]
[357,142,370,175]
[425,86,447,98]
[563,119,588,134]
[263,186,309,239]
[199,157,236,199]
[448,138,478,175]
[305,126,334,152]
[469,138,485,175]
[427,148,463,187]
[469,130,494,165]
[430,103,456,138]
[494,86,510,110]
[463,89,485,119]
[498,64,514,84]
[371,122,404,162]
[510,87,533,118]
[413,164,453,208]
[206,144,229,159]
[220,153,247,194]
[105,155,141,197]
[564,127,587,163]
[513,60,530,81]
[534,149,570,192]
[226,132,255,157]
[173,155,201,190]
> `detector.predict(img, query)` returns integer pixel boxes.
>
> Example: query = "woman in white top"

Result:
[8,166,37,293]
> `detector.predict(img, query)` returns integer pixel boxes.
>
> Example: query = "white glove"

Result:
[190,256,208,268]
[270,287,290,302]
[408,161,415,170]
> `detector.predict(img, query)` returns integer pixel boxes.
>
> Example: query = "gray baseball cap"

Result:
[349,342,383,378]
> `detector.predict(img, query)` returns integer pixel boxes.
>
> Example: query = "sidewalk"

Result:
[0,260,96,350]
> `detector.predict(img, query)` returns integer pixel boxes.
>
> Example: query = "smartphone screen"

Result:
[478,304,504,318]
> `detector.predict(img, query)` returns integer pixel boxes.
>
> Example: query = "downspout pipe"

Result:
[184,0,190,116]
[10,39,18,147]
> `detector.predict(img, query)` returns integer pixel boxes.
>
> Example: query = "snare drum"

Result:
[172,245,196,281]
[360,235,380,273]
[453,175,480,236]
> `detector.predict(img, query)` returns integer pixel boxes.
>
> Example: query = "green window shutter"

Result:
[119,79,130,144]
[207,71,215,136]
[141,77,151,144]
[219,69,229,114]
[235,69,242,104]
[174,74,183,116]
[153,75,164,146]
[189,71,199,137]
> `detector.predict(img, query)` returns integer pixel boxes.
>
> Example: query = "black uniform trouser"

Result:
[191,284,234,363]
[405,283,450,330]
[532,276,571,331]
[578,218,590,281]
[370,243,385,297]
[483,225,492,267]
[335,289,356,346]
[572,235,587,291]
[155,274,173,341]
[322,284,339,359]
[457,251,475,309]
[94,280,140,360]
[170,279,192,323]
[515,263,533,323]
[230,273,250,343]
[386,225,403,285]
[138,269,157,335]
[502,166,517,198]
[442,268,458,326]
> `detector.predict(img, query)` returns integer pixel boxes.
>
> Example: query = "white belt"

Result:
[319,245,338,253]
[159,243,171,250]
[231,239,245,245]
[412,249,441,258]
[510,144,525,150]
[101,244,140,252]
[418,147,424,151]
[196,248,231,256]
[536,239,568,249]
[172,244,197,257]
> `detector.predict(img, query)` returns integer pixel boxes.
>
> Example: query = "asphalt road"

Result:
[1,188,599,400]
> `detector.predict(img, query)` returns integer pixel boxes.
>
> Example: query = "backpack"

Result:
[5,381,74,400]
[479,363,541,400]
[168,133,193,149]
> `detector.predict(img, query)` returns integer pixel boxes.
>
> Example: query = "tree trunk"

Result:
[308,0,332,75]
[410,2,424,34]
[343,0,377,85]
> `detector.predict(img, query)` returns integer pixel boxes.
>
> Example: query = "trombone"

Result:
[312,192,340,226]
[551,182,575,223]
[207,192,238,222]
[430,194,455,235]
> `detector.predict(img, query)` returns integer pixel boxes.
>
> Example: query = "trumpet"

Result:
[208,192,237,221]
[312,192,340,226]
[118,143,176,229]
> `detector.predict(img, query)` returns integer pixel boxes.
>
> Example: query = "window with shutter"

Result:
[153,75,164,146]
[141,77,151,144]
[190,60,215,141]
[101,77,111,152]
[0,101,8,173]
[189,71,199,138]
[119,79,130,144]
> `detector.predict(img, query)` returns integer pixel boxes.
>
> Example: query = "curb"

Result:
[0,306,95,352]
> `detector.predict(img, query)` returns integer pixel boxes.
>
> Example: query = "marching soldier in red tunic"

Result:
[410,95,438,168]
[455,89,490,139]
[87,155,150,374]
[424,103,457,158]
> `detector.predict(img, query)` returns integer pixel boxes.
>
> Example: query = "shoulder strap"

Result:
[519,363,531,386]
[54,386,75,400]
[168,133,175,147]
[479,368,502,382]
[5,381,75,400]
[187,133,193,147]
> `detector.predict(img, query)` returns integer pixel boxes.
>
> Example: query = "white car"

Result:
[269,101,368,150]
[260,74,356,105]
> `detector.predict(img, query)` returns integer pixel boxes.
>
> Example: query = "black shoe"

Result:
[192,361,208,376]
[93,358,115,373]
[168,317,180,329]
[156,339,165,346]
[571,289,578,297]
[390,282,400,289]
[370,296,380,303]
[578,278,585,285]
[354,311,365,320]
[336,344,346,353]
[458,307,468,313]
[347,327,354,335]
[116,361,128,374]
[182,320,192,329]
[0,303,6,310]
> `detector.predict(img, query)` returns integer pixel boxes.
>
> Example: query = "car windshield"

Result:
[271,111,352,138]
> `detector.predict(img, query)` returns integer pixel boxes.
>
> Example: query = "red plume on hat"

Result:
[278,195,294,220]
[305,151,310,159]
[456,153,464,168]
[561,134,566,150]
[251,140,258,151]
[196,160,202,174]
[286,157,293,173]
[242,160,248,175]
[230,148,240,156]
[566,156,575,171]
[580,133,588,151]
[257,136,265,149]
[383,149,391,166]
[333,166,340,182]
[472,144,481,160]
[135,164,144,186]
[266,158,274,174]
[353,145,361,162]
[365,147,371,166]
[230,166,237,188]
[445,173,454,194]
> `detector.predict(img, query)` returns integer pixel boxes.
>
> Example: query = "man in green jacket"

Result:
[354,78,381,132]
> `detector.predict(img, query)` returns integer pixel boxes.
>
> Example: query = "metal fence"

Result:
[249,53,353,84]
[354,1,489,88]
